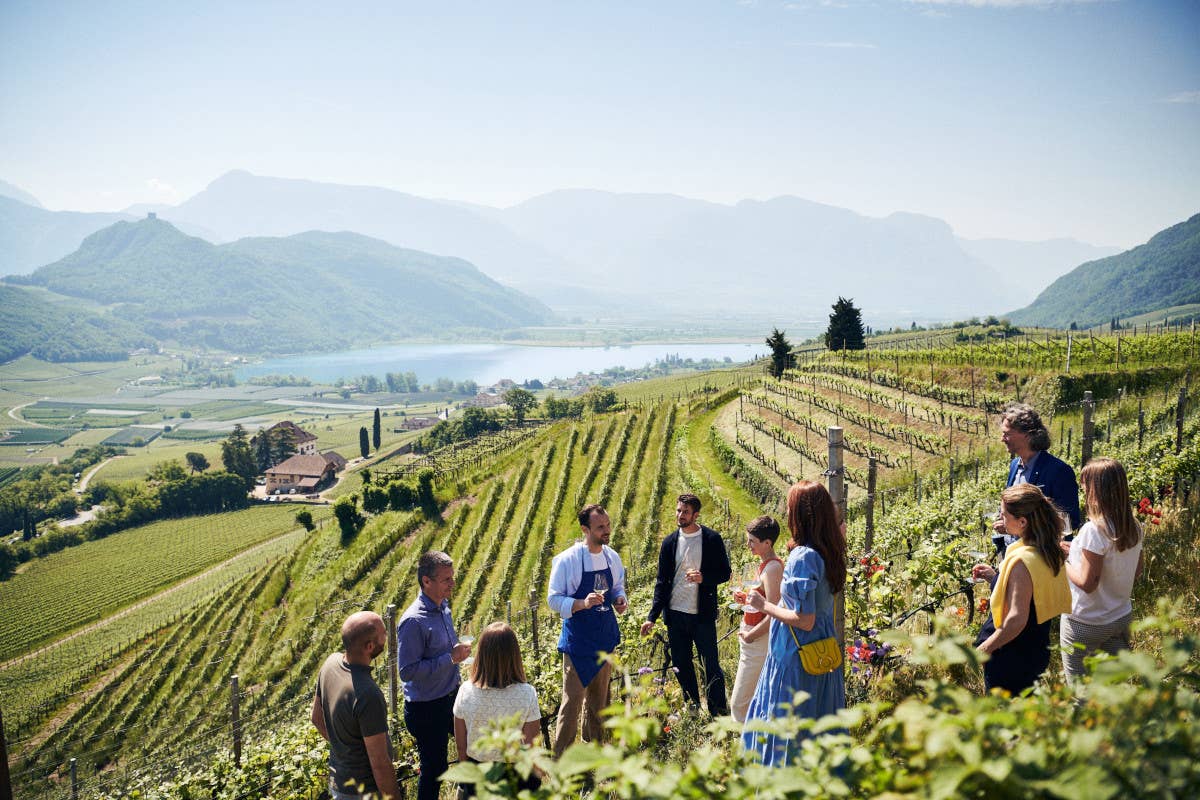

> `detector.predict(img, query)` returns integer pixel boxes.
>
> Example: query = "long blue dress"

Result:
[741,546,846,766]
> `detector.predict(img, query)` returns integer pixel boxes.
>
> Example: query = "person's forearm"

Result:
[398,651,451,682]
[760,600,815,631]
[746,618,770,641]
[981,611,1025,653]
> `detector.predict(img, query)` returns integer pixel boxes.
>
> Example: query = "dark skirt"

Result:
[975,596,1052,695]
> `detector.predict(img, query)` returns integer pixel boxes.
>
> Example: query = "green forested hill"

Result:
[1009,213,1200,328]
[10,217,554,354]
[0,284,154,362]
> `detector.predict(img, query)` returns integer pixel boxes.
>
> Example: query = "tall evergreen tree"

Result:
[271,426,297,465]
[359,427,370,459]
[824,297,866,350]
[254,429,274,472]
[372,408,382,450]
[765,328,794,379]
[220,424,257,490]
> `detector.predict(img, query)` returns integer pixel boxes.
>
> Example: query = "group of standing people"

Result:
[308,401,1148,798]
[973,403,1144,694]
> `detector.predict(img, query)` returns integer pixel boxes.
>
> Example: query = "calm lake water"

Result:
[235,342,763,386]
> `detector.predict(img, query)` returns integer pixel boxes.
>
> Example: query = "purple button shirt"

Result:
[396,592,460,702]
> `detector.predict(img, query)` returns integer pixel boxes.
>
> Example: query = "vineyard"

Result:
[1,328,1198,798]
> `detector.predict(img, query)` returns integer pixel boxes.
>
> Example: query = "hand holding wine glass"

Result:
[593,574,609,612]
[457,621,475,666]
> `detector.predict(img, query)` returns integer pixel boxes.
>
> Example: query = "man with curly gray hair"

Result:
[993,403,1081,555]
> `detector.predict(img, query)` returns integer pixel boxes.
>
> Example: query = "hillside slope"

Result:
[1008,213,1200,328]
[12,217,554,354]
[0,195,131,277]
[0,284,153,362]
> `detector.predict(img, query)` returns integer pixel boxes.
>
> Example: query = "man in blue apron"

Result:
[547,503,629,757]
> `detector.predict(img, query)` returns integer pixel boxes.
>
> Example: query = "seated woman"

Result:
[971,483,1072,695]
[1060,457,1143,680]
[452,622,542,797]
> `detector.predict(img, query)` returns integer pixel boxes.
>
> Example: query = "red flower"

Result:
[663,725,672,733]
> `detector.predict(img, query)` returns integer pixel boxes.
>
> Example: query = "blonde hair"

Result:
[1001,483,1066,575]
[470,622,527,689]
[1080,457,1141,552]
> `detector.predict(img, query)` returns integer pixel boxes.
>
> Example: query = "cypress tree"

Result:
[359,427,370,459]
[824,297,866,351]
[372,408,381,450]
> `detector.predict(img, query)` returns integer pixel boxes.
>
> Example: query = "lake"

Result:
[234,342,764,386]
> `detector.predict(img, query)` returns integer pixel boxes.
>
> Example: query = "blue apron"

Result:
[558,551,621,688]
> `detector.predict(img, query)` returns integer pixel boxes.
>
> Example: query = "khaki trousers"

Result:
[552,652,611,757]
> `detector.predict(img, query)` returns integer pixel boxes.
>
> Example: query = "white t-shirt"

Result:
[452,680,541,761]
[669,529,703,614]
[1066,519,1142,625]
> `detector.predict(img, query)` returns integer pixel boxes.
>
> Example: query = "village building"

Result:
[264,451,346,494]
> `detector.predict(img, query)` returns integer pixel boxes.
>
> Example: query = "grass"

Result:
[0,505,327,661]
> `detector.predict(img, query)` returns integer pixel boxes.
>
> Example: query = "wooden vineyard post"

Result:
[70,758,78,800]
[386,603,399,724]
[231,674,242,768]
[1065,332,1072,374]
[1066,428,1073,464]
[865,458,877,554]
[949,458,955,501]
[1177,388,1187,455]
[826,427,846,651]
[1138,398,1145,451]
[1081,391,1094,467]
[1,708,11,800]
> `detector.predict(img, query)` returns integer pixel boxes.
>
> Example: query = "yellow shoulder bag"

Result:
[789,626,842,675]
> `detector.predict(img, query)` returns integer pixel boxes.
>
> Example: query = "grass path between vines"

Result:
[0,528,307,671]
[683,401,766,524]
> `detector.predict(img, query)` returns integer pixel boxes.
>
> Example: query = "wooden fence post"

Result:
[1081,391,1094,467]
[1066,427,1073,463]
[1138,399,1145,451]
[948,457,955,500]
[386,603,399,724]
[1177,388,1187,455]
[865,458,876,554]
[231,674,242,768]
[826,427,846,650]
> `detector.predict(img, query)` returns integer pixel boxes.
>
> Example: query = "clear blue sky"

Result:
[2,0,1197,247]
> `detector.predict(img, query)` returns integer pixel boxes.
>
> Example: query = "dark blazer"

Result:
[647,525,732,622]
[1006,450,1081,530]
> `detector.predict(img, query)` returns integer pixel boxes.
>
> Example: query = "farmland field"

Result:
[2,329,1198,799]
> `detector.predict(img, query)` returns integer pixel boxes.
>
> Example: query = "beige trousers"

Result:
[730,621,770,723]
[552,653,612,757]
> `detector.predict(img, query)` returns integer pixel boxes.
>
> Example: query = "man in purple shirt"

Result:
[397,551,471,800]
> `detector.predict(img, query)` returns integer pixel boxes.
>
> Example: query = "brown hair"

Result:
[1001,483,1066,575]
[1080,457,1141,552]
[746,515,780,544]
[470,622,527,689]
[677,493,701,513]
[785,482,847,594]
[578,503,607,528]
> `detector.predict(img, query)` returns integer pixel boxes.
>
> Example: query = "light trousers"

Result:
[730,622,769,723]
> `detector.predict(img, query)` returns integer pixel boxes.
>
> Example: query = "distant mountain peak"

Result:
[0,179,44,209]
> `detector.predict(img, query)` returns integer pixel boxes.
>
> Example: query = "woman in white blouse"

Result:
[1060,457,1144,680]
[452,622,542,796]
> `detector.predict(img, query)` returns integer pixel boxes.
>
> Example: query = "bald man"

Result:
[312,611,400,800]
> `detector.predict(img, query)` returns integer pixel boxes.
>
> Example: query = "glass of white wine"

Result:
[742,563,761,612]
[458,621,475,667]
[594,574,610,612]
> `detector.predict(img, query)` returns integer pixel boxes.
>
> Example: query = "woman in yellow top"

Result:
[970,483,1072,694]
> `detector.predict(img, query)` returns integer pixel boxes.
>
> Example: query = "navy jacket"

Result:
[647,525,732,622]
[1006,450,1081,530]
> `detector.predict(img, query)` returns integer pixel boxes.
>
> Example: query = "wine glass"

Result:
[593,574,609,612]
[458,621,475,667]
[742,563,761,612]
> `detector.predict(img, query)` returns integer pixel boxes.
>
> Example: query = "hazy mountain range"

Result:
[0,171,1122,319]
[4,217,552,358]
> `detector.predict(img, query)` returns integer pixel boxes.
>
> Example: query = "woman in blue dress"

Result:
[743,480,847,766]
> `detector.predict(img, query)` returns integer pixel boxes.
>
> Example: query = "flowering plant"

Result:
[1136,497,1163,525]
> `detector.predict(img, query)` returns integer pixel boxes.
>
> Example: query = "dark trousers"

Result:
[665,608,728,715]
[404,692,455,800]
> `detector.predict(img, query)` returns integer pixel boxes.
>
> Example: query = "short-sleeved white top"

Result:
[452,680,541,761]
[1066,520,1142,625]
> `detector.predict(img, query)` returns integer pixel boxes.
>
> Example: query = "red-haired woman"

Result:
[743,481,846,766]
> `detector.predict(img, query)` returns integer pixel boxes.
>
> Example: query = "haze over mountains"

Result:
[5,217,552,357]
[0,171,1122,320]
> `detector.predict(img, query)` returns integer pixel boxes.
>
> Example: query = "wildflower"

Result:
[978,597,990,614]
[663,725,672,733]
[637,666,654,675]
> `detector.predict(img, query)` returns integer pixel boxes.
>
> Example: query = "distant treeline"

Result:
[0,450,249,579]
